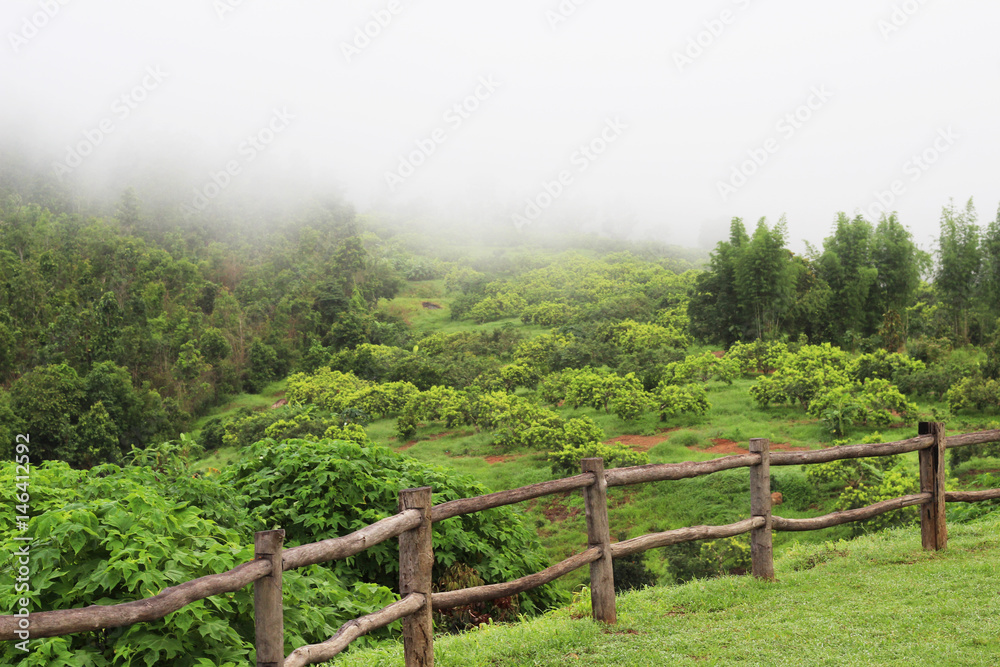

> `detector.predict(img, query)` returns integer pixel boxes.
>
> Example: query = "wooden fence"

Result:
[3,422,1000,666]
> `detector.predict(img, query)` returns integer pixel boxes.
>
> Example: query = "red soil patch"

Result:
[604,428,680,452]
[484,454,531,464]
[692,438,810,455]
[539,492,579,523]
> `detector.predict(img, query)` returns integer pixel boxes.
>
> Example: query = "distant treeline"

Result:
[688,199,1000,349]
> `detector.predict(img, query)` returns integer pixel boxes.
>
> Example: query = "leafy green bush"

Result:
[805,435,920,535]
[749,343,850,409]
[834,467,920,535]
[725,340,788,376]
[653,383,710,421]
[221,437,565,616]
[807,379,916,436]
[848,349,924,384]
[661,536,751,584]
[548,439,648,476]
[660,352,737,385]
[0,458,393,666]
[946,376,1000,413]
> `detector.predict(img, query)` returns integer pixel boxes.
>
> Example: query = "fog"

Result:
[3,0,999,251]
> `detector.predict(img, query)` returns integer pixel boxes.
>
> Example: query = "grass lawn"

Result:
[332,512,1000,666]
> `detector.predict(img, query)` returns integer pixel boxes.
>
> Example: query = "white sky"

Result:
[2,0,998,251]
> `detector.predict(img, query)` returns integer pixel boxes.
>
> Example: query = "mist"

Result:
[3,0,999,251]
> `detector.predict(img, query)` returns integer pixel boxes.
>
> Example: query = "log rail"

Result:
[1,423,998,667]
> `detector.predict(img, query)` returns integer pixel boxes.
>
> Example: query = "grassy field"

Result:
[331,511,1000,666]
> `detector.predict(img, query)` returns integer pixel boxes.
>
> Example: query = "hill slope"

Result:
[332,511,1000,666]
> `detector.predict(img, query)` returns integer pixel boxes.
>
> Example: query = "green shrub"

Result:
[661,536,751,584]
[548,440,648,476]
[222,437,565,616]
[0,457,393,666]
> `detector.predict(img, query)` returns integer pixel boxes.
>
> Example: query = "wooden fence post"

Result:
[749,438,774,580]
[581,458,616,624]
[254,529,285,667]
[919,422,947,550]
[399,487,434,667]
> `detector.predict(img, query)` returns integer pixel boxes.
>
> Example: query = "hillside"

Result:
[332,512,1000,666]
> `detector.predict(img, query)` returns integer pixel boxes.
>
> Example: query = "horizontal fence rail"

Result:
[2,423,998,667]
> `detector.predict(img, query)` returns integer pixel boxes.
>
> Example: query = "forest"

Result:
[2,185,1000,665]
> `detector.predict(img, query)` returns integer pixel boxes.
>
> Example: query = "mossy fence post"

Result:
[254,529,285,667]
[399,487,434,666]
[582,457,616,624]
[749,438,774,580]
[919,422,947,550]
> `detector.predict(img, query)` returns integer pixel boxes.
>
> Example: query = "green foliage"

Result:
[221,438,564,615]
[835,467,920,535]
[0,458,395,666]
[660,351,737,386]
[725,339,788,376]
[749,343,851,409]
[808,379,916,436]
[611,536,657,593]
[662,536,751,584]
[608,319,690,354]
[653,383,710,421]
[935,198,981,343]
[548,438,648,476]
[805,434,920,535]
[946,376,1000,413]
[520,301,578,327]
[848,349,925,385]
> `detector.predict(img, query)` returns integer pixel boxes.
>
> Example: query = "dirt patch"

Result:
[539,492,579,523]
[691,438,811,456]
[484,454,531,464]
[604,428,680,452]
[421,301,443,310]
[269,398,288,409]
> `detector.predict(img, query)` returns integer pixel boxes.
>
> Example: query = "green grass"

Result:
[190,379,287,470]
[331,511,1000,666]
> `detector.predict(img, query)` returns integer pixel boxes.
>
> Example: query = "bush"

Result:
[654,383,710,421]
[808,379,916,436]
[548,439,648,476]
[946,376,1000,413]
[661,536,751,584]
[0,458,395,666]
[222,437,565,616]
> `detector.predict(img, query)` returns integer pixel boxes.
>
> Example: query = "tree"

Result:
[734,217,794,340]
[9,364,84,462]
[871,213,922,322]
[979,205,1000,327]
[817,213,878,344]
[935,198,981,343]
[688,218,749,346]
